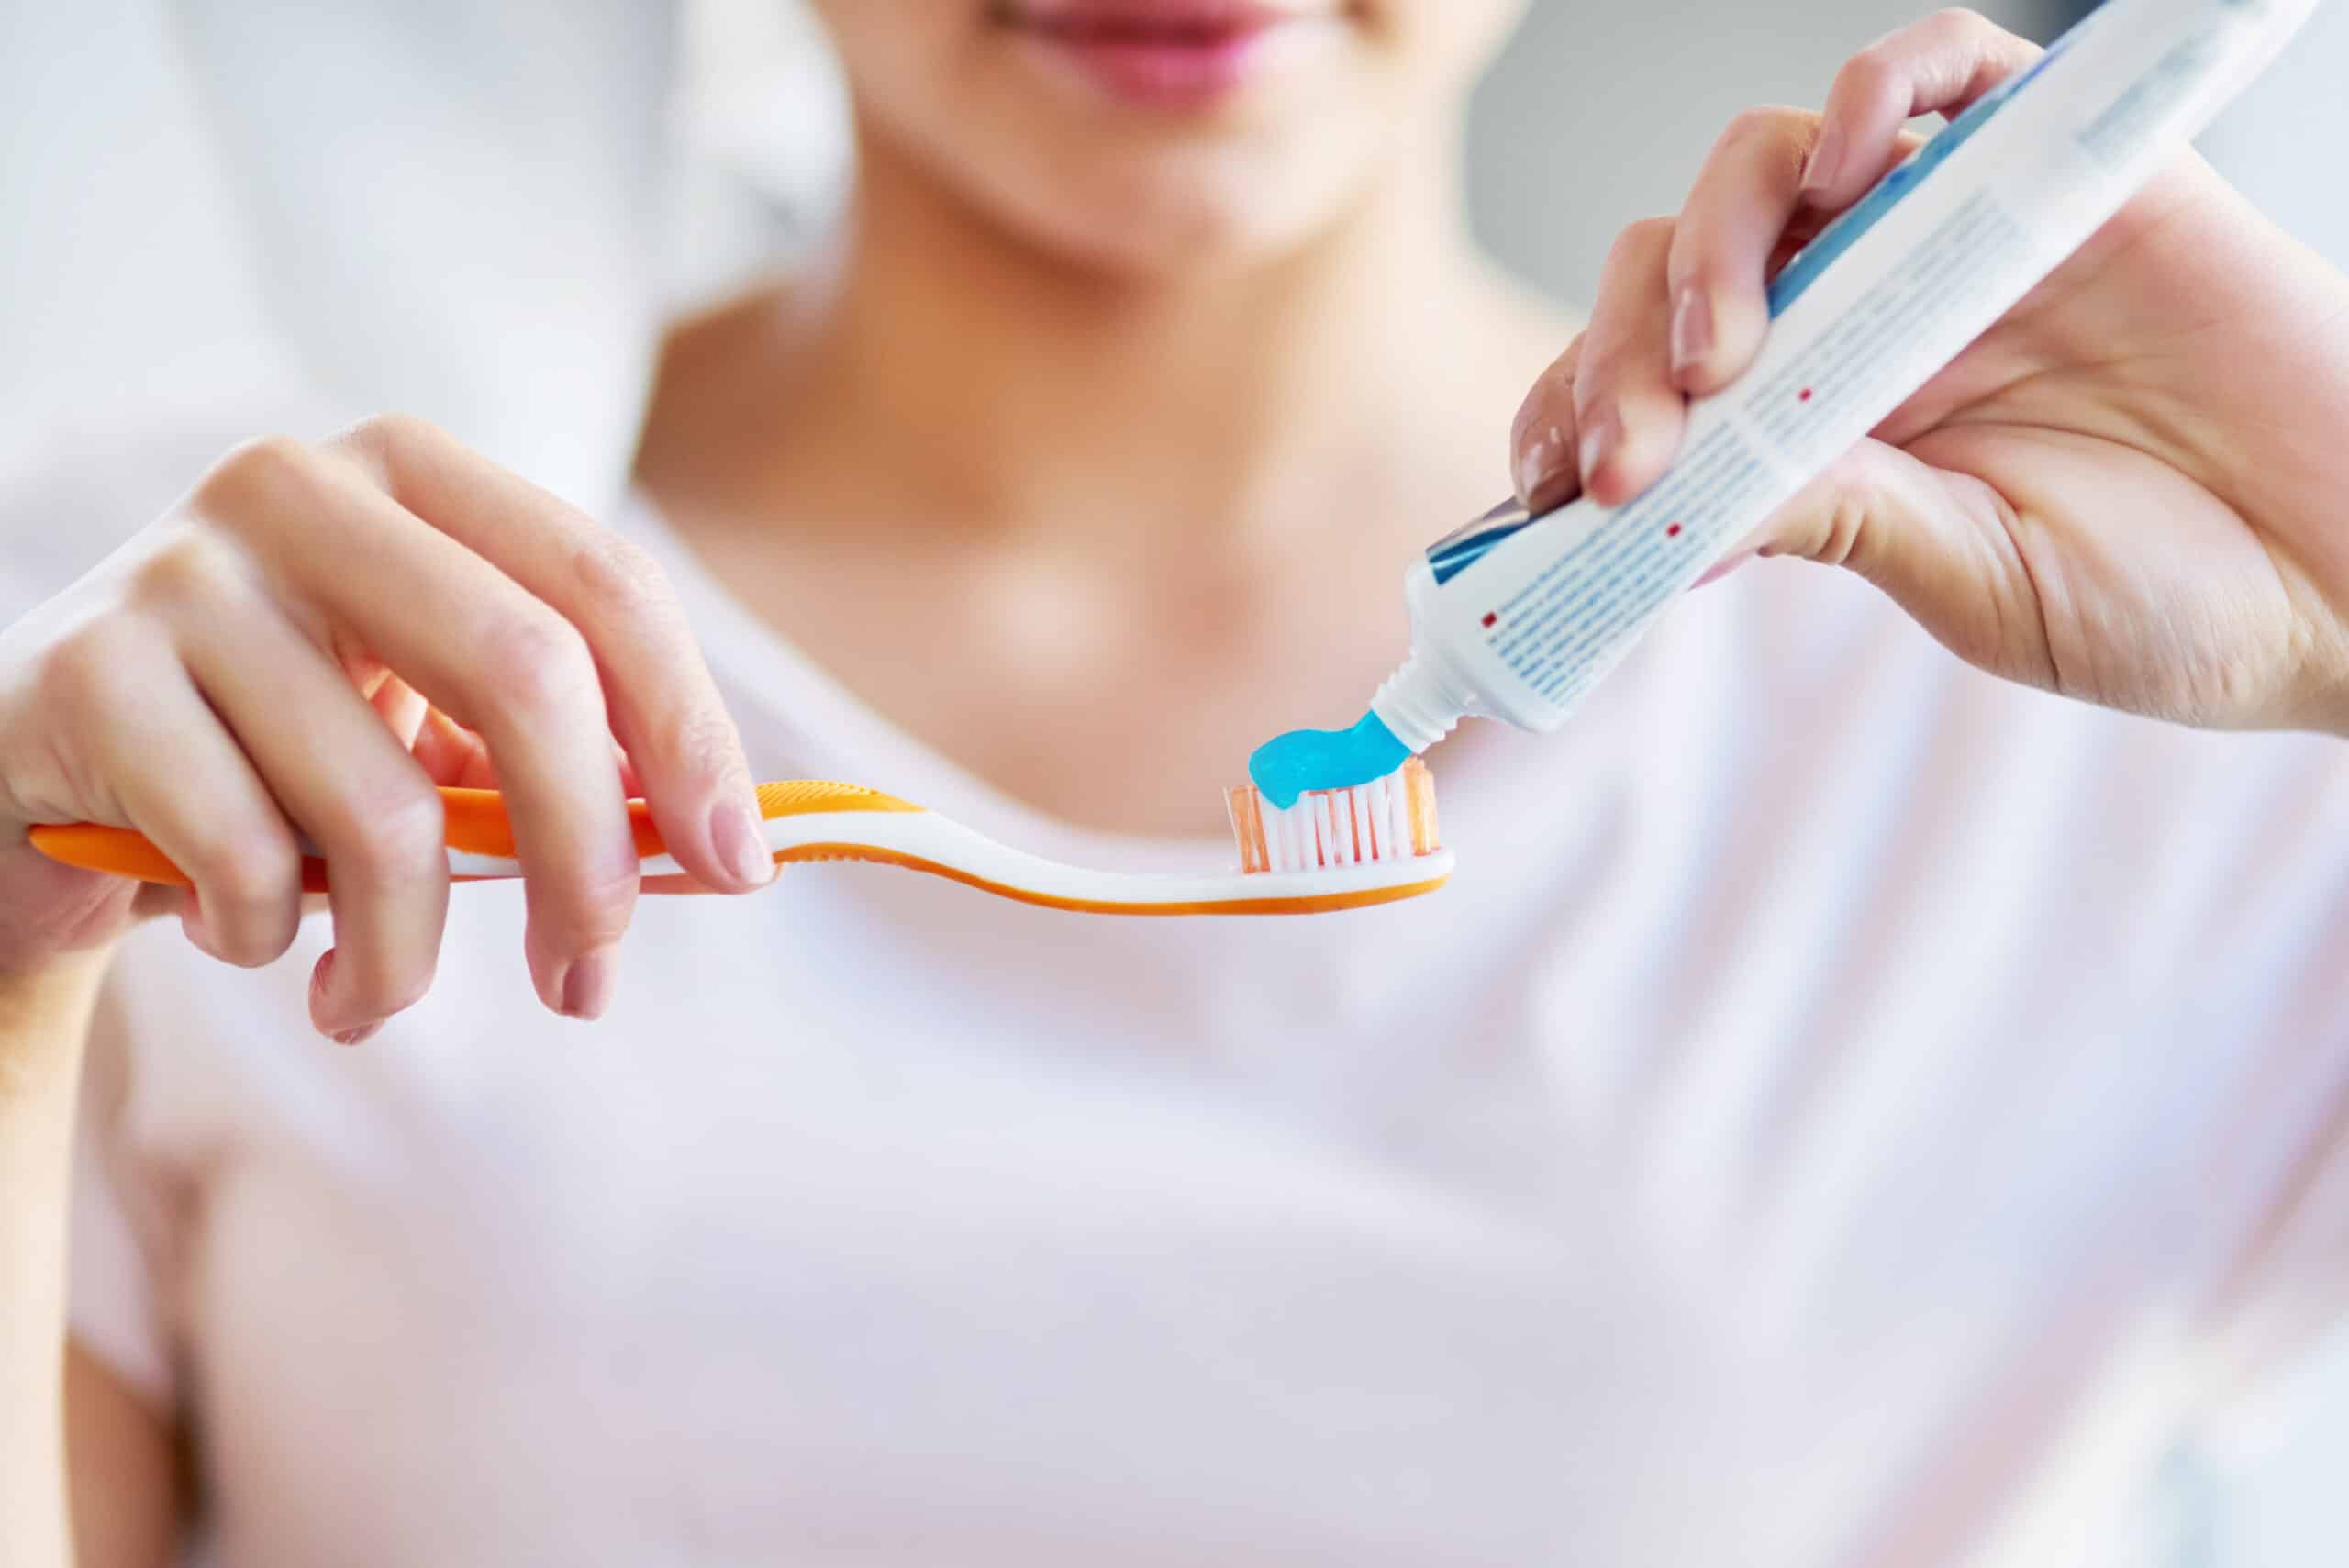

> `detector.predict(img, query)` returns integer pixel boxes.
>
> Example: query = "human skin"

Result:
[8,3,2349,1561]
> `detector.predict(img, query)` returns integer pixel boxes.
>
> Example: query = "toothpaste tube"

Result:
[1251,0,2321,806]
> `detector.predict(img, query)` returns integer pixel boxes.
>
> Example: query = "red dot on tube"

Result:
[1666,523,1683,538]
[1798,387,1814,402]
[1481,611,1498,628]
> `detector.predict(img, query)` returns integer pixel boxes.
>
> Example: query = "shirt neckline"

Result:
[617,489,1244,874]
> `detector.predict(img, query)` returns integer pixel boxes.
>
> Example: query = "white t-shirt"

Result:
[59,490,2349,1568]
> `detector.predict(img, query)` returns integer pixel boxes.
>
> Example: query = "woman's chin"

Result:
[1013,190,1342,280]
[965,132,1393,281]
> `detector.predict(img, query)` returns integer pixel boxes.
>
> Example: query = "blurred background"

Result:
[6,0,2346,490]
[5,0,2349,450]
[1471,0,2348,297]
[2,1,2343,1558]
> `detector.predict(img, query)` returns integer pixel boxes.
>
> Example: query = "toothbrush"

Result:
[28,769,1450,917]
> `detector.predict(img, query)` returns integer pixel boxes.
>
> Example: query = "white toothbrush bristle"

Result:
[1225,758,1440,878]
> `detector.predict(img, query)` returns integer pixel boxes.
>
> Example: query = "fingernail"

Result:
[710,796,774,890]
[1514,423,1568,507]
[1669,286,1714,379]
[333,1021,383,1048]
[1578,404,1620,487]
[558,945,617,1020]
[1801,122,1843,196]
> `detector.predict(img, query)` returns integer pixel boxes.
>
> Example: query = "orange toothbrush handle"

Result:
[26,780,920,890]
[25,787,646,892]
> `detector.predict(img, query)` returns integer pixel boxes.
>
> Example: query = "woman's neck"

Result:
[633,120,1568,833]
[659,118,1556,555]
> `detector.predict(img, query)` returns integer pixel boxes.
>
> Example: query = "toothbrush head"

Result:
[744,762,1453,916]
[1226,757,1439,878]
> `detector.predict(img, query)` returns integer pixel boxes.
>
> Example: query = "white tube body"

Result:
[1370,0,2321,752]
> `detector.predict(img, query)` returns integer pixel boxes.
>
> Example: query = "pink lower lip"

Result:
[1010,15,1288,109]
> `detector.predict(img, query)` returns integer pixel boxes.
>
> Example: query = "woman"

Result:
[5,1,2348,1562]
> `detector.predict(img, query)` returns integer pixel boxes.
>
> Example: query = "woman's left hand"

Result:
[1510,7,2349,734]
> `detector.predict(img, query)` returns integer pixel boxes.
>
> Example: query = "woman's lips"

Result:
[996,2,1335,110]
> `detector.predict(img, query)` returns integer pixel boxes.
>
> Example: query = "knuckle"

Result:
[339,410,447,468]
[562,528,672,623]
[1839,40,1898,93]
[128,533,249,615]
[530,858,640,962]
[479,608,599,717]
[650,704,743,785]
[215,826,304,903]
[32,628,115,710]
[193,434,322,517]
[31,620,149,719]
[193,831,303,964]
[1717,106,1792,154]
[1609,217,1675,265]
[568,869,641,951]
[338,781,448,884]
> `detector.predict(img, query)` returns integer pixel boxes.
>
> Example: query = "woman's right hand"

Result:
[0,414,775,1044]
[1508,10,2349,738]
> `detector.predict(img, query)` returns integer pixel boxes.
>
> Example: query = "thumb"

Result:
[1722,437,2060,692]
